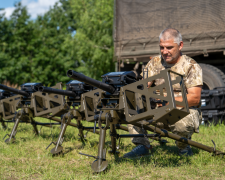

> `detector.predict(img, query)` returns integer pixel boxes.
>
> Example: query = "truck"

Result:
[113,0,225,90]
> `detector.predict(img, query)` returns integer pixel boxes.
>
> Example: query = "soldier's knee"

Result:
[173,121,187,133]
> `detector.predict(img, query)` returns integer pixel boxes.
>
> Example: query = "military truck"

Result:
[113,0,225,90]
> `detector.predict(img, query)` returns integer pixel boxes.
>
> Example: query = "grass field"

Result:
[0,118,225,180]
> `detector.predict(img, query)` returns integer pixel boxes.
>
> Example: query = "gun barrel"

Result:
[67,70,116,94]
[39,86,76,97]
[0,84,29,97]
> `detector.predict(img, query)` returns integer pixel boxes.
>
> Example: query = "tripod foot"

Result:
[5,137,15,144]
[50,146,63,155]
[91,159,108,173]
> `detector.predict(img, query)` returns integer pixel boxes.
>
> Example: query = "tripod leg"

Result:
[91,128,108,173]
[30,117,39,136]
[0,116,7,130]
[108,124,119,154]
[4,114,21,144]
[50,114,71,155]
[77,120,86,144]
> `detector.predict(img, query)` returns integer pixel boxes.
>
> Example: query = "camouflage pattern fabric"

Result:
[169,108,202,149]
[141,55,203,88]
[127,124,150,146]
[129,55,203,149]
[141,55,203,97]
[126,93,150,146]
[128,108,202,148]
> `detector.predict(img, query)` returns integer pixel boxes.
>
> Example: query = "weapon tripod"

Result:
[80,109,225,173]
[46,107,97,155]
[46,103,164,155]
[0,83,66,144]
[0,114,7,130]
[3,105,60,144]
[66,69,225,172]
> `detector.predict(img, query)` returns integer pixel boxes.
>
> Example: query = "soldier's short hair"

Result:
[159,28,182,45]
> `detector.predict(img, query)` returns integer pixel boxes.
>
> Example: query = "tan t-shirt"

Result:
[141,55,203,97]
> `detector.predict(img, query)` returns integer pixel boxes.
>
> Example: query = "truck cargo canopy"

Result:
[114,0,225,61]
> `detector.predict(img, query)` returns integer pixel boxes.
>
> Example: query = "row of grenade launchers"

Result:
[0,69,224,172]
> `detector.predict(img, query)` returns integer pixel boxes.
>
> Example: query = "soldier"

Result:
[123,28,203,158]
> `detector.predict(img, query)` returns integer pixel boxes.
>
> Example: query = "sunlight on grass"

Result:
[0,118,224,179]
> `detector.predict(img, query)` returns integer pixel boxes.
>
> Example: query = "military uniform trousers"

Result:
[128,108,202,149]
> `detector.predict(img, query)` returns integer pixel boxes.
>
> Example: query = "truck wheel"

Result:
[199,63,225,90]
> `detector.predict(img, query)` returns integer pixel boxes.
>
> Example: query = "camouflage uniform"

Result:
[127,124,150,146]
[128,55,203,149]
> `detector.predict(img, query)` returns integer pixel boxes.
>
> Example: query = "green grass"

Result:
[0,118,225,179]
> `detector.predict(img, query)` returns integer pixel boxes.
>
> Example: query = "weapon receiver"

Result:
[0,89,13,99]
[39,86,76,97]
[67,70,117,94]
[0,84,29,97]
[39,80,93,102]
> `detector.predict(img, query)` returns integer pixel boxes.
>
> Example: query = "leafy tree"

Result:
[30,1,77,85]
[0,0,115,86]
[0,13,11,76]
[0,1,78,86]
[0,2,36,85]
[69,0,115,80]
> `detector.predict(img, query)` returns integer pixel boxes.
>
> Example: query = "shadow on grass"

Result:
[39,129,91,142]
[112,155,192,168]
[112,154,192,169]
[63,144,85,155]
[105,143,200,170]
[152,143,200,156]
[39,133,59,140]
[60,139,100,155]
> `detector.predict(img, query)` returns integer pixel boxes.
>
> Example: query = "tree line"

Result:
[0,0,114,86]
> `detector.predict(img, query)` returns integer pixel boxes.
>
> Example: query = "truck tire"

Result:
[199,63,225,90]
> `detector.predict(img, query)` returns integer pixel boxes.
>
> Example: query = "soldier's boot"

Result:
[176,137,193,156]
[123,144,152,158]
[178,145,193,156]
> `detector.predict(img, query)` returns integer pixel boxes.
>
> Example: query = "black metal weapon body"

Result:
[40,80,154,155]
[39,80,98,154]
[0,89,16,129]
[67,69,225,173]
[67,70,169,172]
[0,83,62,143]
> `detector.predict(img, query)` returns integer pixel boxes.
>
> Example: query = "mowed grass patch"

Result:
[0,118,225,179]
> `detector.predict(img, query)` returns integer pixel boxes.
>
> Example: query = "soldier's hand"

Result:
[147,81,153,88]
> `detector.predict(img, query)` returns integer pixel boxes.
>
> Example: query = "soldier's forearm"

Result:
[175,94,200,107]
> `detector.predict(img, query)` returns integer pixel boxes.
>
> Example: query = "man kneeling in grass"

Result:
[124,28,203,158]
